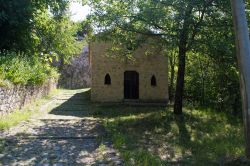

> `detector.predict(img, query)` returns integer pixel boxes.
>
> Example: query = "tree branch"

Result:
[187,0,215,50]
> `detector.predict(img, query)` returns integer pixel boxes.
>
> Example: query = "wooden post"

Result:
[231,0,250,158]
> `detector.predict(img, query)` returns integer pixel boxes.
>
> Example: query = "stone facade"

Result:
[0,79,57,116]
[90,42,169,102]
[58,46,91,89]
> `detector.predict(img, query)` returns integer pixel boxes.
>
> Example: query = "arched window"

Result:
[104,74,111,85]
[151,75,157,86]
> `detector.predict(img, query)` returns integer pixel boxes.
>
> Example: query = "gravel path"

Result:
[0,89,123,166]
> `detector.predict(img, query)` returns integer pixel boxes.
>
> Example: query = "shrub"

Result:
[0,51,59,86]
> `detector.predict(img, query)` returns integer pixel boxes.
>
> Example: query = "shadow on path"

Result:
[0,89,123,165]
[49,89,167,119]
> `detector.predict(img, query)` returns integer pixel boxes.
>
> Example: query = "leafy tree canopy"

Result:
[88,0,237,113]
[0,0,83,61]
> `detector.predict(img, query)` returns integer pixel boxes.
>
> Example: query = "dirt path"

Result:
[0,89,122,166]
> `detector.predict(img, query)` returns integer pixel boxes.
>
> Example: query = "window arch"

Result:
[104,74,111,85]
[151,75,157,86]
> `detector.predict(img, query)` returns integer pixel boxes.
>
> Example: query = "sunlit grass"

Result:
[92,105,245,165]
[0,138,5,154]
[0,89,60,130]
[0,111,32,130]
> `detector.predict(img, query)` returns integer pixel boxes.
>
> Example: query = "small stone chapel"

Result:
[89,40,169,103]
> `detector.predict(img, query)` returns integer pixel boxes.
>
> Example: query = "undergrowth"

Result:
[0,51,59,86]
[93,106,245,166]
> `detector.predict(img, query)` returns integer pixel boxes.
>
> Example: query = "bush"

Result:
[0,51,59,86]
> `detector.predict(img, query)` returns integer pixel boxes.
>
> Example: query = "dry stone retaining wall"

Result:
[0,79,57,116]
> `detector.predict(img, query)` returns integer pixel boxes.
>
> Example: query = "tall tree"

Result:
[0,0,83,62]
[89,0,230,114]
[0,0,70,52]
[231,0,250,158]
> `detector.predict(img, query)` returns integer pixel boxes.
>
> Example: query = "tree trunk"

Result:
[198,56,205,106]
[231,0,250,158]
[173,4,193,114]
[169,52,176,103]
[174,43,187,114]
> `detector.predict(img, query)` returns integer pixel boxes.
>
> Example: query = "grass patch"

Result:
[0,111,32,130]
[0,138,6,153]
[92,105,245,165]
[0,89,59,130]
[0,78,13,88]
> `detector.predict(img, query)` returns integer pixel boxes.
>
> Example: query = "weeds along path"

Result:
[0,89,123,166]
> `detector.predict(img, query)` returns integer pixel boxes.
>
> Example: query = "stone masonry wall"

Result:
[58,46,91,89]
[0,78,57,116]
[90,42,169,102]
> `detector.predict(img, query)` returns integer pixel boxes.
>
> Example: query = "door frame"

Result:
[124,71,139,99]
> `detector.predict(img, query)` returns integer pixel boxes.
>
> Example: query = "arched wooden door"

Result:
[124,71,139,99]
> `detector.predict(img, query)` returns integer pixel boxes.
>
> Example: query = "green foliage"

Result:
[78,19,93,38]
[0,51,59,86]
[105,124,162,166]
[88,0,232,50]
[0,77,12,88]
[112,132,126,149]
[88,0,242,114]
[0,138,5,153]
[185,52,241,113]
[97,143,106,152]
[183,6,241,113]
[0,0,70,51]
[0,0,84,88]
[33,9,83,62]
[0,0,83,63]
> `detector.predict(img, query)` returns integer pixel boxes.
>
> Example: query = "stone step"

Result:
[99,101,168,107]
[0,138,101,165]
[123,102,168,106]
[49,110,91,114]
[51,108,91,112]
[5,136,98,140]
[1,119,106,139]
[53,97,88,101]
[52,100,89,104]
